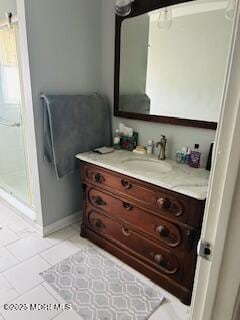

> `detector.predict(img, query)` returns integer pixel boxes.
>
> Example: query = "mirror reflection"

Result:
[119,0,233,123]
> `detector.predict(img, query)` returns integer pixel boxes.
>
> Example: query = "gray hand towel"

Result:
[119,94,151,114]
[41,93,111,179]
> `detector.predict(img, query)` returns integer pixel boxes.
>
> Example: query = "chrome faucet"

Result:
[156,135,167,160]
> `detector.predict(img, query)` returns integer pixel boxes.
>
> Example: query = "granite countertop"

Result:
[76,150,210,200]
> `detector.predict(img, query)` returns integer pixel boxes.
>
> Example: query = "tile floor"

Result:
[0,200,190,320]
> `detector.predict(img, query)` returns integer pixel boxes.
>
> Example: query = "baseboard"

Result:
[42,211,82,237]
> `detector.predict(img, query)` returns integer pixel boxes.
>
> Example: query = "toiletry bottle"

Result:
[147,140,153,155]
[189,144,201,168]
[113,129,121,149]
[176,150,182,163]
[185,147,191,164]
[181,146,188,163]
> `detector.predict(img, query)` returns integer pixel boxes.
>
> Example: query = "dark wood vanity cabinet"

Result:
[80,161,205,305]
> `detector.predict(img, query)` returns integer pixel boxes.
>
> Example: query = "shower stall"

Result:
[0,16,32,206]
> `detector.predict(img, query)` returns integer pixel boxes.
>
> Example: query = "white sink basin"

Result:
[122,158,172,174]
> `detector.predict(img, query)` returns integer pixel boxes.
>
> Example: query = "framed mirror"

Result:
[114,0,234,130]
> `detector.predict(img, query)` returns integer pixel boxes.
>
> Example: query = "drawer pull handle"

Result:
[150,252,178,274]
[121,179,132,190]
[123,202,133,211]
[92,218,105,229]
[121,227,131,237]
[91,196,107,206]
[157,197,171,209]
[94,173,105,183]
[153,253,164,265]
[155,225,170,237]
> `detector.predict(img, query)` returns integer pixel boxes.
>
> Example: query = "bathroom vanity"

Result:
[76,150,209,305]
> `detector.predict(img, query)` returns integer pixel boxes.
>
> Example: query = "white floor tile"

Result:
[42,283,82,320]
[54,309,82,320]
[3,255,50,294]
[0,210,21,228]
[0,285,61,320]
[70,222,81,233]
[0,247,19,272]
[69,234,89,248]
[0,202,190,320]
[40,240,79,265]
[42,282,66,303]
[149,300,189,320]
[6,234,52,261]
[45,226,77,245]
[0,228,19,248]
[0,202,8,215]
[8,220,36,238]
[0,274,19,305]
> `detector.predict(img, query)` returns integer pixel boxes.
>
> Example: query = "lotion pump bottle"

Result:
[147,140,153,155]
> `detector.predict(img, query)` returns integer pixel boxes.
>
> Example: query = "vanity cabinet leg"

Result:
[80,223,88,238]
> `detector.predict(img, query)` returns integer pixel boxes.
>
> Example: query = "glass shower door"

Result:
[0,23,31,205]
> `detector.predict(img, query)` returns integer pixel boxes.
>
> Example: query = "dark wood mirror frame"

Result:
[114,0,217,130]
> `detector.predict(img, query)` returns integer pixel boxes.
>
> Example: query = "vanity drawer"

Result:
[87,187,198,252]
[86,208,184,283]
[82,163,204,228]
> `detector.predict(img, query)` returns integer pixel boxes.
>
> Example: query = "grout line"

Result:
[4,246,21,263]
[0,228,21,247]
[40,253,54,266]
[0,280,57,309]
[41,282,62,304]
[3,235,58,263]
[40,283,68,320]
[0,282,43,305]
[0,272,21,296]
[1,253,51,282]
[0,310,6,320]
[41,283,82,320]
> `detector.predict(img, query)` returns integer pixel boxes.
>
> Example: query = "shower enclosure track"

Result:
[0,117,21,127]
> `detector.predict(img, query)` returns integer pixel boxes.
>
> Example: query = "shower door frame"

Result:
[0,17,33,208]
[0,0,43,227]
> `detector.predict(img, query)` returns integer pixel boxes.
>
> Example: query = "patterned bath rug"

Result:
[40,245,165,320]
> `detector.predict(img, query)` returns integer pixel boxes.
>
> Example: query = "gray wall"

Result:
[24,0,102,226]
[101,0,216,168]
[120,14,149,94]
[0,0,16,19]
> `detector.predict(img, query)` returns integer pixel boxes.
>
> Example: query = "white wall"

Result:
[146,10,232,121]
[101,0,216,168]
[24,0,102,226]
